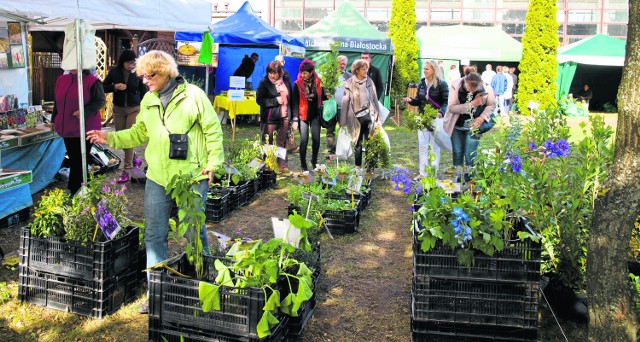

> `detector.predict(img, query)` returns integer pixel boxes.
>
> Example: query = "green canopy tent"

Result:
[415,25,522,78]
[417,25,522,62]
[292,2,394,106]
[556,34,626,112]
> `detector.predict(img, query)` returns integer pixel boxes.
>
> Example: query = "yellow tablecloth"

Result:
[213,95,260,119]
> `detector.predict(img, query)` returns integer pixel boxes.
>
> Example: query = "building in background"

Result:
[270,0,628,45]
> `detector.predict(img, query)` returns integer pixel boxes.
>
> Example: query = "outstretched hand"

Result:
[86,130,107,144]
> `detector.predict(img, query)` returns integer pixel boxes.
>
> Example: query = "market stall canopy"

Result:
[557,34,626,66]
[292,2,393,54]
[417,25,522,62]
[176,1,304,51]
[0,0,212,32]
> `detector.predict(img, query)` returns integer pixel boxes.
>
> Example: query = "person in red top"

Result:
[291,60,327,171]
[52,69,106,194]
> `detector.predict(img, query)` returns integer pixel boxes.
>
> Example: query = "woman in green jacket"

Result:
[87,50,225,314]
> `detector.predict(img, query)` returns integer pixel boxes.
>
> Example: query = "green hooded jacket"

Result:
[106,78,224,187]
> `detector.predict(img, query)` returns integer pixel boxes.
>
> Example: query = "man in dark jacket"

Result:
[233,53,259,79]
[361,51,384,101]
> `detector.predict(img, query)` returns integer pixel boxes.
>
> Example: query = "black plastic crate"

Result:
[321,208,359,235]
[19,226,143,282]
[0,206,32,229]
[18,264,145,318]
[411,319,537,342]
[411,276,539,328]
[206,187,230,223]
[326,194,364,215]
[90,143,121,175]
[149,253,288,339]
[285,266,320,338]
[260,169,277,191]
[412,220,541,282]
[149,316,288,342]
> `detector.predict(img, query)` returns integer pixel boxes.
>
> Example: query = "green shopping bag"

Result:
[322,98,337,121]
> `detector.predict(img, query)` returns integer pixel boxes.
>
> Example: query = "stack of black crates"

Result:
[18,227,146,318]
[411,218,541,341]
[204,168,278,223]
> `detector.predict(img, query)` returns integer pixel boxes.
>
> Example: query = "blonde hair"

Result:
[351,59,369,75]
[136,50,179,78]
[423,59,443,85]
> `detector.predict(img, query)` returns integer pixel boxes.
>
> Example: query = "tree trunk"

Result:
[587,1,640,340]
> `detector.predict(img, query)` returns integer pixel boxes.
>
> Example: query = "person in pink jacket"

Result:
[443,72,496,169]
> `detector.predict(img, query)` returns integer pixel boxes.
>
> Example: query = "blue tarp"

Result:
[176,2,304,48]
[0,137,65,219]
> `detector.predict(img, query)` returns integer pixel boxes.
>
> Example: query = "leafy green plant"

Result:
[630,273,640,313]
[602,102,618,113]
[29,188,69,238]
[64,176,131,244]
[287,182,326,220]
[363,129,391,171]
[404,105,439,131]
[316,42,342,95]
[166,171,209,279]
[324,199,354,211]
[0,282,11,304]
[199,212,315,338]
[412,178,515,267]
[29,175,131,244]
[472,112,613,290]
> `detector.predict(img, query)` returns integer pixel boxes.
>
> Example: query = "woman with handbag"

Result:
[443,72,496,169]
[403,59,449,177]
[256,61,293,172]
[86,50,225,314]
[291,60,327,171]
[340,59,383,169]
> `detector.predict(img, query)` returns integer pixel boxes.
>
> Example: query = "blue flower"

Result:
[452,207,464,217]
[453,226,462,234]
[440,197,446,203]
[528,142,536,151]
[554,139,570,157]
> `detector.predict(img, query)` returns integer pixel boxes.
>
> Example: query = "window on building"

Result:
[367,8,391,21]
[568,10,601,22]
[607,24,628,36]
[501,9,527,21]
[462,9,495,21]
[304,7,330,20]
[604,10,628,22]
[502,23,525,36]
[277,20,303,32]
[275,7,302,19]
[430,8,461,21]
[567,23,598,36]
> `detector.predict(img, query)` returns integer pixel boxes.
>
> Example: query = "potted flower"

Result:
[20,175,144,318]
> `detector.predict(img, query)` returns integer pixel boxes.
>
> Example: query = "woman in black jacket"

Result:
[403,59,449,177]
[103,50,148,183]
[256,61,293,172]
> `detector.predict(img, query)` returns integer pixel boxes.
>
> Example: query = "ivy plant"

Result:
[198,212,315,338]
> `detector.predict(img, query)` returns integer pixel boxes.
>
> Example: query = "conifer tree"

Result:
[388,0,419,98]
[517,0,559,113]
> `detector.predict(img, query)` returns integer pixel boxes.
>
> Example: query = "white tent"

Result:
[0,0,211,32]
[0,0,212,184]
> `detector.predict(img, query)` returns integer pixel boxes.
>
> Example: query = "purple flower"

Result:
[554,139,570,157]
[102,185,110,193]
[528,142,536,151]
[110,180,116,186]
[506,152,522,173]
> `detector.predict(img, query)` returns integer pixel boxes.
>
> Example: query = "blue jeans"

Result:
[451,128,480,167]
[144,178,210,283]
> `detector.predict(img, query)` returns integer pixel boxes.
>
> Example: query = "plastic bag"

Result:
[336,128,353,161]
[378,101,390,124]
[322,98,337,121]
[379,126,391,151]
[433,118,452,152]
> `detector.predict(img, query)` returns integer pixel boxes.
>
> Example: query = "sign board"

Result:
[227,89,245,102]
[229,76,245,89]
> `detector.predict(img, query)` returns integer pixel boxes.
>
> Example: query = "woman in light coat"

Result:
[340,59,382,168]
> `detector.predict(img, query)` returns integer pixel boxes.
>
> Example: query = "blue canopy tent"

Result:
[176,1,305,93]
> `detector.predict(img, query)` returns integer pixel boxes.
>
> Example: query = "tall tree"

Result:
[517,0,558,113]
[587,0,640,340]
[388,0,419,98]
